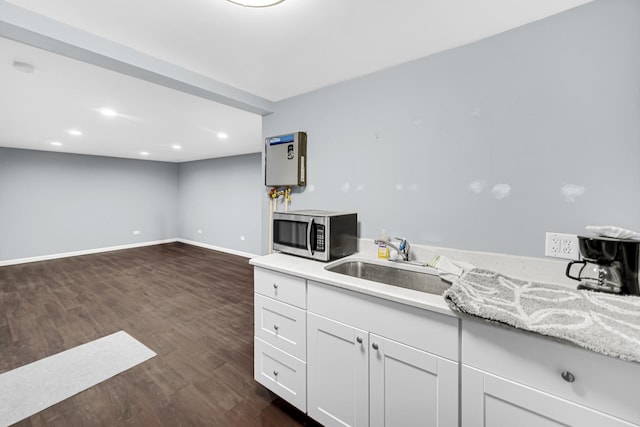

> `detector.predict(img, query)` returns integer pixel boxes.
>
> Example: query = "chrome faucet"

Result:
[374,237,411,261]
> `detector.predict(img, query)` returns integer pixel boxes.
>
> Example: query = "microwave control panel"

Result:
[315,224,325,252]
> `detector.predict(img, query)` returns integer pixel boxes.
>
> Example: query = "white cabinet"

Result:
[254,339,306,411]
[255,294,306,360]
[307,281,459,427]
[254,267,306,309]
[462,366,636,427]
[253,268,307,412]
[461,318,640,427]
[253,258,640,427]
[307,313,369,427]
[370,334,458,427]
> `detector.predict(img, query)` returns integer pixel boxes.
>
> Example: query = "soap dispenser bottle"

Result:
[377,229,390,259]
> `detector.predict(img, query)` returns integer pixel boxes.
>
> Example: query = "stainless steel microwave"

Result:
[272,210,358,261]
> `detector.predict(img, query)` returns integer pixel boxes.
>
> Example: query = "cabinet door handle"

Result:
[561,371,575,383]
[273,370,279,376]
[273,283,278,289]
[372,343,379,350]
[356,336,363,344]
[273,324,279,331]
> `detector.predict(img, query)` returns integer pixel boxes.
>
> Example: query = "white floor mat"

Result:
[0,331,156,426]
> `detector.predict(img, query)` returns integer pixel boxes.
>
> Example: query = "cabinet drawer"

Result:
[462,317,640,425]
[254,338,306,412]
[254,268,306,309]
[463,366,636,427]
[254,294,306,361]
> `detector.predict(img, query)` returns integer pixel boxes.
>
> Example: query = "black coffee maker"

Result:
[566,236,640,295]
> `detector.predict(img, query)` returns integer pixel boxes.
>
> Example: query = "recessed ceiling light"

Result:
[140,151,149,156]
[217,132,228,140]
[100,108,118,117]
[12,60,35,73]
[172,144,182,150]
[67,129,83,136]
[50,141,62,146]
[227,0,285,7]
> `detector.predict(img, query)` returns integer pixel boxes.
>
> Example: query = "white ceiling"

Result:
[0,0,594,162]
[0,37,262,162]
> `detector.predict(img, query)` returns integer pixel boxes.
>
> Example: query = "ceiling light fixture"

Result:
[226,0,285,8]
[217,132,228,140]
[100,108,118,117]
[50,141,62,146]
[67,129,83,136]
[140,151,149,156]
[172,144,182,150]
[12,60,35,74]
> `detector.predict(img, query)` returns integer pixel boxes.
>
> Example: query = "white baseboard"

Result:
[0,239,179,267]
[0,238,261,267]
[177,239,259,259]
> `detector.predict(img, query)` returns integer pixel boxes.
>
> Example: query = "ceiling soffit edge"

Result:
[0,0,274,116]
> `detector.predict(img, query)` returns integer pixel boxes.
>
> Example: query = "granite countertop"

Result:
[250,252,455,317]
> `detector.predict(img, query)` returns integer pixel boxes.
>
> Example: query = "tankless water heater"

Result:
[265,132,307,186]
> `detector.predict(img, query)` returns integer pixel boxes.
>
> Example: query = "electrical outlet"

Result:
[545,232,580,260]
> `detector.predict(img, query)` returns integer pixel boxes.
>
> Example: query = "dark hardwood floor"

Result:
[0,242,315,426]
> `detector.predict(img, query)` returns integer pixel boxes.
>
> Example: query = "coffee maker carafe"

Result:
[566,236,640,295]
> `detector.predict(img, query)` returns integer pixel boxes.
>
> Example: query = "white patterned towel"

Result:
[444,268,640,363]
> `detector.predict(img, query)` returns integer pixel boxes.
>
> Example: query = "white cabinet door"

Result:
[370,334,458,427]
[307,312,369,427]
[462,366,636,427]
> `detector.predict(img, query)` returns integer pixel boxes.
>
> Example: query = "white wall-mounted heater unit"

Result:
[264,132,307,186]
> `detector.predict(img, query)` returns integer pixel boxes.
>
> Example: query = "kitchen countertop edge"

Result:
[249,252,456,317]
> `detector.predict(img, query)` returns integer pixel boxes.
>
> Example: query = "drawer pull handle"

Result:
[273,325,279,331]
[273,283,278,289]
[561,371,575,383]
[356,337,363,344]
[273,370,279,376]
[372,343,379,350]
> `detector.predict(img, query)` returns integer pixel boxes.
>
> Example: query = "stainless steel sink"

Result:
[325,260,450,296]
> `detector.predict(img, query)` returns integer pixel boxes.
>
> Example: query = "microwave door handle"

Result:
[307,218,314,256]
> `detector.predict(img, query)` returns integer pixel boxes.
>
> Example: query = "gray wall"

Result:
[178,153,262,255]
[262,0,640,257]
[0,147,179,261]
